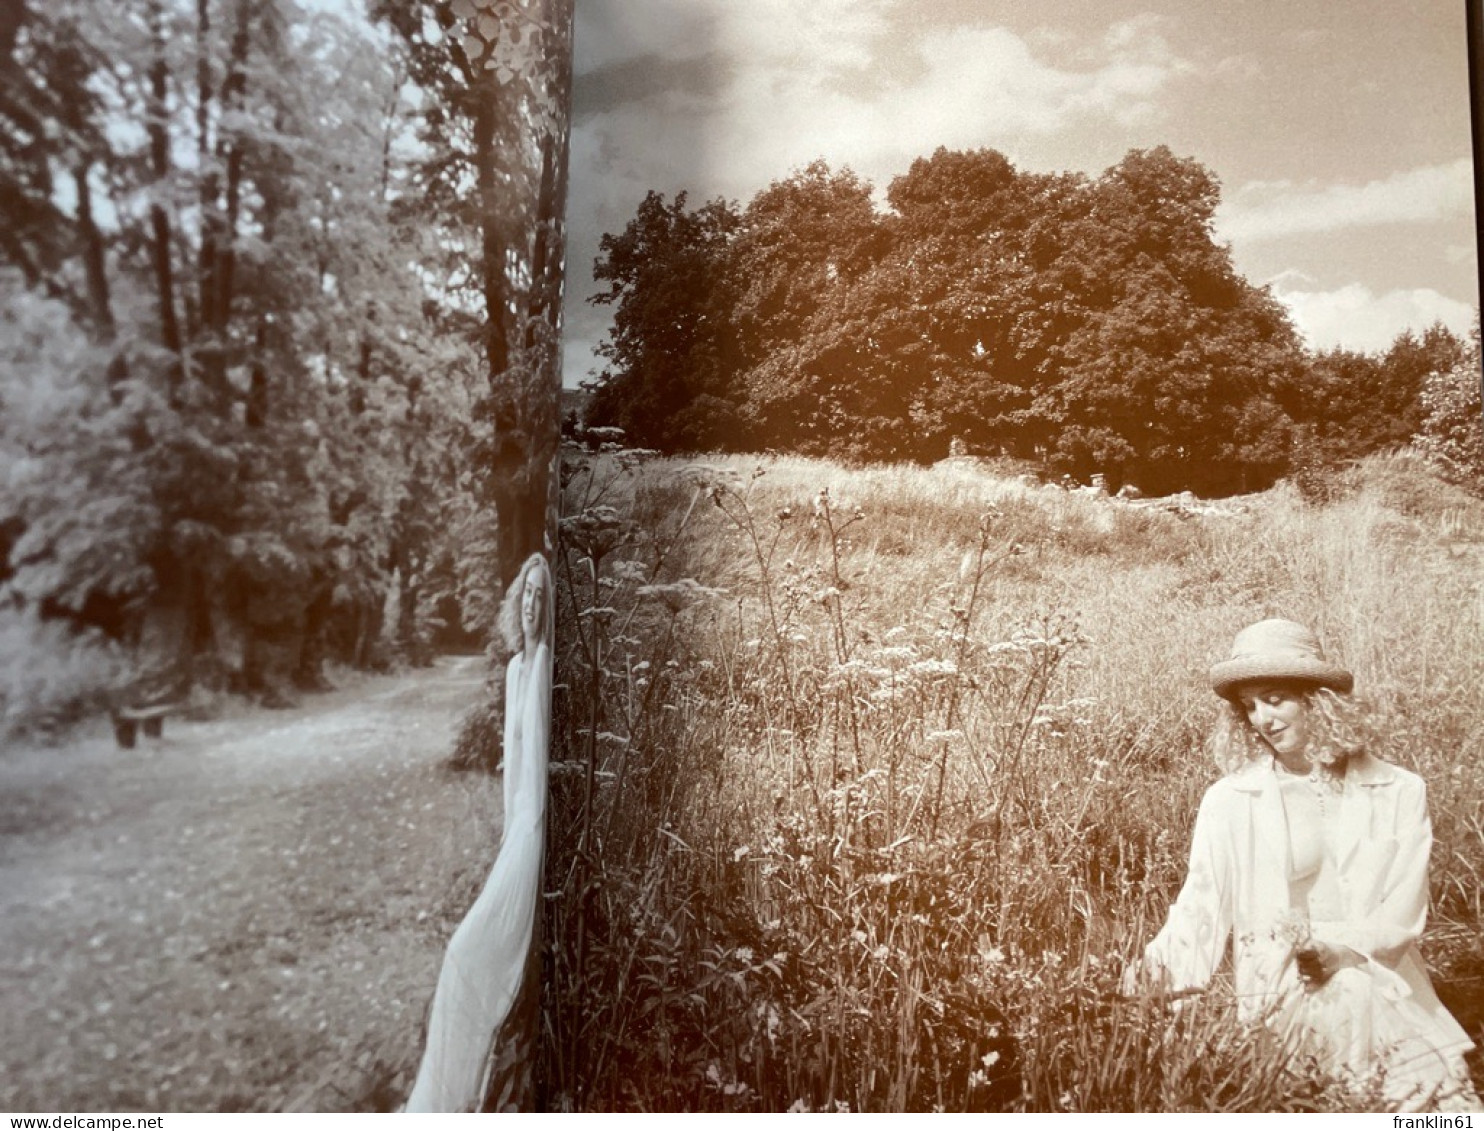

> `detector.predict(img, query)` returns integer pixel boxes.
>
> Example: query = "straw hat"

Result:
[1209,619,1353,698]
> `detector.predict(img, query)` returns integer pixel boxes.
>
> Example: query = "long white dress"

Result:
[1134,753,1476,1111]
[405,642,552,1112]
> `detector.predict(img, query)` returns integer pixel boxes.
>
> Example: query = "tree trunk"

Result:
[471,74,511,382]
[294,581,333,691]
[148,7,184,393]
[196,0,216,337]
[75,163,115,337]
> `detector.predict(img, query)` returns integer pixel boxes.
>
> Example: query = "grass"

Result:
[538,446,1484,1111]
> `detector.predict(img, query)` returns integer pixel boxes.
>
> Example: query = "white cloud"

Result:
[1216,159,1475,243]
[1273,281,1474,352]
[563,9,1194,382]
[569,9,1191,215]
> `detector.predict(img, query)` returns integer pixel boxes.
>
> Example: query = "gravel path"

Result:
[0,656,499,1113]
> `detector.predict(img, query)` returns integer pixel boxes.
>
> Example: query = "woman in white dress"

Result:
[405,552,554,1112]
[1125,618,1476,1110]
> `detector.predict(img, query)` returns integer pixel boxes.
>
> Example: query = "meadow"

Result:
[538,447,1484,1112]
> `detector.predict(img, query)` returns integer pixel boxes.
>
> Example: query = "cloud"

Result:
[562,3,1198,382]
[571,2,1194,200]
[563,4,1199,379]
[1216,159,1475,243]
[1272,281,1474,352]
[574,0,718,74]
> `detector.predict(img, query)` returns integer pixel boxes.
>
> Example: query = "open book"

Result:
[2,0,1482,1116]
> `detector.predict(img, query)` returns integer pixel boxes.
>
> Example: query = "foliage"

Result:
[1285,325,1470,500]
[1,0,571,731]
[586,146,1476,500]
[375,0,571,584]
[586,148,1313,492]
[1414,322,1483,492]
[0,606,127,740]
[586,191,742,451]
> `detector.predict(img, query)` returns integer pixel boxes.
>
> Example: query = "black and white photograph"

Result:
[0,0,569,1113]
[543,0,1484,1113]
[3,0,1483,1117]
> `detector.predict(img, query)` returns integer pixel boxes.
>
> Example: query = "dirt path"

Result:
[0,656,500,1113]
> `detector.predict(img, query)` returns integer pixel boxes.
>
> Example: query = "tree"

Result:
[1415,319,1483,490]
[373,0,573,586]
[1032,148,1304,494]
[586,190,740,450]
[1,0,527,714]
[585,144,1309,493]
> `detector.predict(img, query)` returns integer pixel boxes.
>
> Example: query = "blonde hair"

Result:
[497,552,554,654]
[1207,685,1375,775]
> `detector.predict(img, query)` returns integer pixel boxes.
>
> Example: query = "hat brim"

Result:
[1210,657,1353,698]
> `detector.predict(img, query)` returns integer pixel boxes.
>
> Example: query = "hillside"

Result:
[542,447,1484,1111]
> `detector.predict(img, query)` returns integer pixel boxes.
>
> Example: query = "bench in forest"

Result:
[112,704,179,749]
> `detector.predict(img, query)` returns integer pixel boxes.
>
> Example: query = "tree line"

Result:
[583,148,1473,497]
[0,0,570,733]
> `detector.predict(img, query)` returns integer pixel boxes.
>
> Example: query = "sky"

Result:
[561,0,1480,386]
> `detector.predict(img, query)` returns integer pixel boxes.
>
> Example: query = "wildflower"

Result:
[610,559,649,584]
[638,578,726,613]
[908,658,958,678]
[561,505,637,560]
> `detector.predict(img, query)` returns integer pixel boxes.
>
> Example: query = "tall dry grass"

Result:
[538,446,1484,1111]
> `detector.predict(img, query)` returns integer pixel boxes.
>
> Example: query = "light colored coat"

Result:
[1140,751,1472,1100]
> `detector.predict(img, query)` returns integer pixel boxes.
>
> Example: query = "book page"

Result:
[0,0,570,1114]
[549,0,1483,1113]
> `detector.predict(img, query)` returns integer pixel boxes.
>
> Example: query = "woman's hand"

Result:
[1294,940,1365,989]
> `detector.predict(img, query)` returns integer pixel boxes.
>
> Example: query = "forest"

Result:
[583,149,1480,498]
[0,0,569,739]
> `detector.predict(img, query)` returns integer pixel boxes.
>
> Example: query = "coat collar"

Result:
[1344,751,1398,787]
[1228,751,1396,792]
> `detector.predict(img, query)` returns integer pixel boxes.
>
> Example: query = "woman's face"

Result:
[520,566,546,647]
[1235,683,1311,762]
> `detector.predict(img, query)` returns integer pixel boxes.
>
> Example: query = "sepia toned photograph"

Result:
[3,0,1482,1117]
[0,0,569,1113]
[543,0,1484,1112]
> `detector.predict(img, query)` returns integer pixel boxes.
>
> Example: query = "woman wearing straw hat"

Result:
[1125,618,1476,1110]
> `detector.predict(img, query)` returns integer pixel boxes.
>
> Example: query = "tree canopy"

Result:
[585,146,1468,497]
[1,0,571,730]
